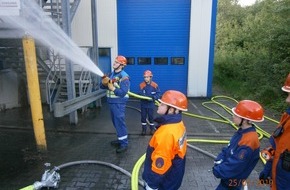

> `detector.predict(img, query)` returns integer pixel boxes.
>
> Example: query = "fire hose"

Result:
[20,91,275,190]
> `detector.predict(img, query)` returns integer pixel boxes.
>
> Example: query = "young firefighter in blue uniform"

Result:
[142,90,187,190]
[139,70,161,135]
[213,100,264,190]
[101,55,130,153]
[259,73,290,190]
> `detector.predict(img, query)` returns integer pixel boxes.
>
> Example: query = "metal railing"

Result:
[45,50,63,111]
[39,0,102,118]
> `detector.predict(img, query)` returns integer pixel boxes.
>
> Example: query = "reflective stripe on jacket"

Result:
[100,70,130,103]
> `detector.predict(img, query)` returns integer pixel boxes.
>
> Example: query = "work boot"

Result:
[116,146,128,153]
[110,140,120,147]
[141,128,147,136]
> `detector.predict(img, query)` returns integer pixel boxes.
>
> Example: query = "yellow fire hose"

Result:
[127,92,272,190]
[19,185,34,190]
[19,89,273,190]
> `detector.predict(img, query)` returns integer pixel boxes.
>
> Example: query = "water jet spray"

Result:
[0,0,104,77]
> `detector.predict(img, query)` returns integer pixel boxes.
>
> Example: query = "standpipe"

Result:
[22,35,47,151]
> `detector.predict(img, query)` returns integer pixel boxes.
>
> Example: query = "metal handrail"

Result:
[78,68,92,96]
[41,0,93,115]
[78,68,93,113]
[45,50,64,111]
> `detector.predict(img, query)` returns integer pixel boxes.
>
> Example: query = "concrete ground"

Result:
[0,95,280,190]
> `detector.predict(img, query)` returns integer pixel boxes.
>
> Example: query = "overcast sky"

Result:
[238,0,256,6]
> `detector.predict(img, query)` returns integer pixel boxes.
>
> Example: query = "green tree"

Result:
[214,0,290,111]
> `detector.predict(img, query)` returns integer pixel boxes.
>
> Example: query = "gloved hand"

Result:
[101,76,110,86]
[259,170,271,184]
[108,80,115,91]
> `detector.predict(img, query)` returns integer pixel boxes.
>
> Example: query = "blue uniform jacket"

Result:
[100,70,130,104]
[142,114,187,190]
[139,81,161,108]
[213,126,260,188]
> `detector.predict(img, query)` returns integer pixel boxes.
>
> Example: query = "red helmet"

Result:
[282,73,290,92]
[159,90,188,111]
[115,55,127,66]
[232,100,264,122]
[143,70,153,77]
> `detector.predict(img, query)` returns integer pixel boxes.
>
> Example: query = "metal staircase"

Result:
[0,0,105,124]
[40,0,105,116]
[41,0,80,27]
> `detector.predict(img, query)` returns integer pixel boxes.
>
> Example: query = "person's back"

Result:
[260,73,290,190]
[142,90,187,190]
[213,100,264,190]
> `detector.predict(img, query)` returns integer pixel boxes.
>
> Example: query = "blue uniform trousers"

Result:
[141,107,154,128]
[109,103,128,147]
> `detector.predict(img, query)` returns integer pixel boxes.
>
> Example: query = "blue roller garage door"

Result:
[117,0,190,95]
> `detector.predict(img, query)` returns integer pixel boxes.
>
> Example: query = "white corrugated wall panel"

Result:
[71,0,118,65]
[97,0,118,61]
[187,0,212,97]
[71,0,93,47]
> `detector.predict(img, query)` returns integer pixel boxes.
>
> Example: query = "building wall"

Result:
[97,0,118,61]
[49,0,217,97]
[188,0,216,97]
[71,0,118,69]
[71,0,93,47]
[0,0,217,109]
[51,0,217,97]
[0,70,20,109]
[117,0,190,95]
[72,0,217,97]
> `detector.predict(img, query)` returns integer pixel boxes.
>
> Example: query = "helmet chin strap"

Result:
[165,107,170,115]
[239,118,244,127]
[114,64,123,71]
[165,107,177,115]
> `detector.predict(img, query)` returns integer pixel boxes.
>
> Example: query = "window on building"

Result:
[98,48,110,57]
[154,57,168,65]
[171,57,185,65]
[138,57,151,65]
[126,57,135,65]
